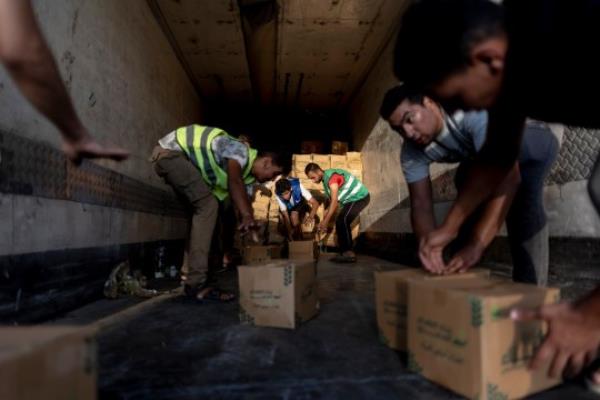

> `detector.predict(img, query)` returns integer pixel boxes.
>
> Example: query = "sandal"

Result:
[183,285,236,303]
[197,287,236,303]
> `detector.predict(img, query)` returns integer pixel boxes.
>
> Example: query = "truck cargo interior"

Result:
[0,0,599,399]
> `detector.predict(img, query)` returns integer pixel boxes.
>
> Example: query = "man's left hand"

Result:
[445,240,485,274]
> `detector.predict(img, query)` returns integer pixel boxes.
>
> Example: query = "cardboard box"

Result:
[243,245,283,265]
[0,326,97,400]
[348,169,363,180]
[253,191,272,204]
[301,218,315,233]
[238,260,319,329]
[345,152,361,162]
[331,141,348,155]
[269,207,280,219]
[407,277,561,400]
[288,240,318,261]
[253,201,270,214]
[311,154,331,169]
[329,155,348,169]
[300,178,321,191]
[293,154,313,163]
[374,268,490,352]
[347,160,363,170]
[300,141,324,154]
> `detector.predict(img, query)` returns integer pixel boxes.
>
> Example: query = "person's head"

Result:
[304,163,324,183]
[394,0,506,111]
[252,152,289,183]
[275,178,293,201]
[380,85,445,146]
[238,134,251,147]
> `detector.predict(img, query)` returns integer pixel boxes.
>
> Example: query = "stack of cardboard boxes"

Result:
[374,267,561,399]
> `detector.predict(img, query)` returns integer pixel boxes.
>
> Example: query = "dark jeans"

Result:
[455,124,559,285]
[336,194,370,253]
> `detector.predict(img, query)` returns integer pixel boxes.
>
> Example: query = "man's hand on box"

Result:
[445,240,485,274]
[317,221,328,234]
[419,226,457,274]
[511,302,600,378]
[238,214,258,233]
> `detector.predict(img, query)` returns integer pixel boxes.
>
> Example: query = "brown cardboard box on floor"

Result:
[238,260,319,329]
[243,245,283,265]
[288,240,318,261]
[374,267,490,351]
[407,277,561,400]
[0,326,97,400]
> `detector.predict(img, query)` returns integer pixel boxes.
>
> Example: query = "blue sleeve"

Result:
[461,111,489,153]
[401,142,431,183]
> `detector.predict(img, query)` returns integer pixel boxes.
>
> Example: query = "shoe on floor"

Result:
[330,254,357,263]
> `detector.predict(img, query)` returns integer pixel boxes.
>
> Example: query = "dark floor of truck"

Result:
[95,256,597,400]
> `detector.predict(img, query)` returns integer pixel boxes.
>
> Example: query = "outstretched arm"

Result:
[0,0,128,163]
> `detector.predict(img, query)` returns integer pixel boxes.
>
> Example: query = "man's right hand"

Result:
[238,214,258,233]
[317,221,328,233]
[419,225,457,274]
[511,301,600,378]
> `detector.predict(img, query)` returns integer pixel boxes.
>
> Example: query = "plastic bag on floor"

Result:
[104,261,158,299]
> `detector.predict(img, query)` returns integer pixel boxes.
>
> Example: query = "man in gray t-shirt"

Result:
[381,85,559,285]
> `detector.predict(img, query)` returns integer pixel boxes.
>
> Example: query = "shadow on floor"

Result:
[97,256,594,400]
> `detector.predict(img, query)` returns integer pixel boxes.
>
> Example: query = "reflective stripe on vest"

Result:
[174,124,257,201]
[323,168,368,205]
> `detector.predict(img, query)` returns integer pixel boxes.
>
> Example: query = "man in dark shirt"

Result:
[394,0,600,381]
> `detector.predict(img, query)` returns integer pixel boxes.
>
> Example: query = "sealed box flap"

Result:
[238,260,290,269]
[413,277,559,300]
[375,267,490,281]
[293,154,312,162]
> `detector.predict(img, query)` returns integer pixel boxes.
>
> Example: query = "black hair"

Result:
[275,178,292,195]
[380,85,425,120]
[304,162,321,176]
[258,151,292,174]
[394,0,505,88]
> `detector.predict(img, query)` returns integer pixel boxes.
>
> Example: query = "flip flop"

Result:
[197,287,236,304]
